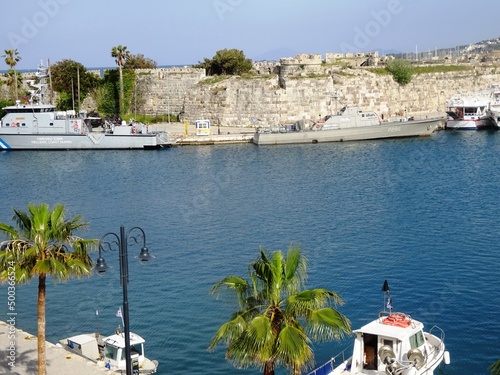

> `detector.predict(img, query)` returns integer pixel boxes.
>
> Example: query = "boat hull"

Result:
[488,110,500,129]
[445,118,492,130]
[0,133,169,150]
[253,118,442,145]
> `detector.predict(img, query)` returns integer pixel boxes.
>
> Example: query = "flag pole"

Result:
[117,307,125,334]
[382,280,392,313]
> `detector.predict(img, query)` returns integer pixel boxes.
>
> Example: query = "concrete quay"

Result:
[150,122,255,145]
[0,320,109,375]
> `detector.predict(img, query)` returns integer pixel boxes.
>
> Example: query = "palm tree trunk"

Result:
[38,274,46,375]
[14,69,18,100]
[119,66,124,115]
[263,360,274,375]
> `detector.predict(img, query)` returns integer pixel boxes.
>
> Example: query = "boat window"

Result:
[22,123,26,126]
[50,123,54,126]
[131,343,143,356]
[409,331,425,349]
[104,345,118,361]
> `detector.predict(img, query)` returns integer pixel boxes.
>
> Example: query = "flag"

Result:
[116,307,122,318]
[386,297,393,311]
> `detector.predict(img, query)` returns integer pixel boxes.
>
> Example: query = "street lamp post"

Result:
[94,225,155,375]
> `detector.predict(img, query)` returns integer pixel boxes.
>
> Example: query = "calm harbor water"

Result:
[1,130,499,374]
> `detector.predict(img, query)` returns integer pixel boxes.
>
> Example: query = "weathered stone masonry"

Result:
[135,59,500,127]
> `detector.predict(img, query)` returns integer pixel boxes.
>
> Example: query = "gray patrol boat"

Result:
[253,106,443,146]
[0,63,172,150]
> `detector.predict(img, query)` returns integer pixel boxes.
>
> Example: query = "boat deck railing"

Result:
[306,344,353,375]
[426,325,446,361]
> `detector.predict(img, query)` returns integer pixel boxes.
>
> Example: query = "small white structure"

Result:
[195,120,210,136]
[64,334,100,361]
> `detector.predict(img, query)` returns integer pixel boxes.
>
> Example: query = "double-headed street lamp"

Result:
[94,225,155,375]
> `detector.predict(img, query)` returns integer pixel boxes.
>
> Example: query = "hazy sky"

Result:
[2,0,499,70]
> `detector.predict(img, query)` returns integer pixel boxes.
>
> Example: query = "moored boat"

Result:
[0,62,172,150]
[59,328,158,374]
[445,89,494,130]
[487,109,500,129]
[487,85,500,129]
[307,281,450,375]
[253,106,442,146]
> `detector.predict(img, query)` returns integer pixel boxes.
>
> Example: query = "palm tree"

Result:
[111,45,130,114]
[2,49,22,100]
[490,359,500,375]
[209,245,351,375]
[0,203,96,375]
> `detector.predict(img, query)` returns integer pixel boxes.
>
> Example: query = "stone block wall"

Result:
[134,64,500,127]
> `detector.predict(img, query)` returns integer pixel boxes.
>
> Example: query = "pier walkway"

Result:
[0,320,108,375]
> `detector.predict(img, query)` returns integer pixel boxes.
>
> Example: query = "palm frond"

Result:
[208,315,247,350]
[275,325,313,373]
[489,358,500,375]
[307,308,352,342]
[228,315,274,366]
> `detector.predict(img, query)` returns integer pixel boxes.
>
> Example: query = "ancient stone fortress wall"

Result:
[135,59,499,126]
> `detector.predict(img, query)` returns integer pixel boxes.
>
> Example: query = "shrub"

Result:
[385,59,414,85]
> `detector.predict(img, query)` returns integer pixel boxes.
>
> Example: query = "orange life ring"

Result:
[382,313,411,328]
[132,125,137,134]
[73,122,78,129]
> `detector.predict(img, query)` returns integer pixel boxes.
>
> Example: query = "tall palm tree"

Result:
[0,203,96,375]
[2,49,22,100]
[111,45,130,114]
[209,245,351,375]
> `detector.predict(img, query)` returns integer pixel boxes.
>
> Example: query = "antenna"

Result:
[382,280,393,313]
[95,310,100,339]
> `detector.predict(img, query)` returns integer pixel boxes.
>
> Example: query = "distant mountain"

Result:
[389,36,500,59]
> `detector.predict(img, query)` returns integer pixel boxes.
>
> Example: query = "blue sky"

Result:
[2,0,499,70]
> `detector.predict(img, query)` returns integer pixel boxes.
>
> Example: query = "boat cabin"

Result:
[348,313,433,374]
[103,332,147,370]
[321,106,380,130]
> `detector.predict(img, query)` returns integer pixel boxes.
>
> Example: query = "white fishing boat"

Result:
[59,326,158,374]
[253,106,442,146]
[446,89,493,130]
[0,62,172,150]
[307,281,450,375]
[488,109,500,129]
[487,85,500,129]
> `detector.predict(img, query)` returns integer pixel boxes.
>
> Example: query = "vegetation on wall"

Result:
[385,59,414,85]
[195,48,253,76]
[50,59,101,110]
[368,64,472,77]
[124,53,157,69]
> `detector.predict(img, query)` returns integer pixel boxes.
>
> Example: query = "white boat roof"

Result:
[354,316,424,341]
[103,332,145,348]
[66,334,96,345]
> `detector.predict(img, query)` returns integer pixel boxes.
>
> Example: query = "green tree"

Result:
[490,359,500,375]
[2,49,22,100]
[209,245,351,375]
[50,59,101,110]
[124,53,157,69]
[196,48,252,76]
[111,45,130,114]
[0,203,96,375]
[385,59,414,85]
